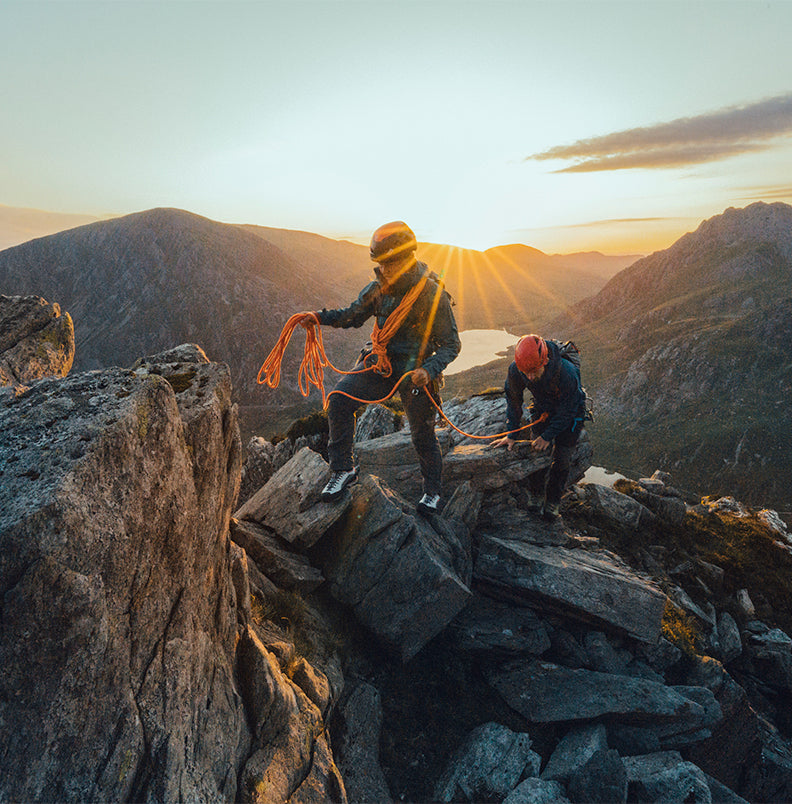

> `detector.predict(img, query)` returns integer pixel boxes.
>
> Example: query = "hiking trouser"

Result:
[326,361,443,496]
[528,422,583,506]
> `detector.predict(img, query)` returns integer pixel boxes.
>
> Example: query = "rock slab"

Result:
[475,535,667,643]
[316,473,472,661]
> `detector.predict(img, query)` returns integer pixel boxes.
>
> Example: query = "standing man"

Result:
[491,334,586,520]
[315,221,461,515]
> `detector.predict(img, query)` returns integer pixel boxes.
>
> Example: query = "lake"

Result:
[445,329,519,375]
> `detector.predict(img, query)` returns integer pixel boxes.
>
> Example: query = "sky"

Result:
[2,0,792,254]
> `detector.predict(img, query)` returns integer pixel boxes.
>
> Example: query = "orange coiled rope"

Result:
[257,309,548,440]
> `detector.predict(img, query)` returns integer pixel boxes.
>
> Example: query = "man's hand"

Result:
[531,436,551,451]
[491,436,515,451]
[299,311,317,327]
[411,367,430,388]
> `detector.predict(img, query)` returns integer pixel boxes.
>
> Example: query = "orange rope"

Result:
[257,312,548,441]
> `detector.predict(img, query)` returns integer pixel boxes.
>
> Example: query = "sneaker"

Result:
[542,502,561,521]
[417,493,440,516]
[321,469,357,501]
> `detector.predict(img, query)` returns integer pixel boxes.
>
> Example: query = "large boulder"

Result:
[0,346,246,802]
[355,422,593,502]
[333,682,393,804]
[488,661,721,741]
[314,473,473,661]
[0,293,74,387]
[433,722,541,803]
[235,446,351,549]
[474,535,667,643]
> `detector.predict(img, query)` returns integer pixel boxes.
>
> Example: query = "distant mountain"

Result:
[0,204,102,251]
[0,208,366,435]
[242,227,639,333]
[416,242,638,332]
[0,206,642,439]
[551,202,792,510]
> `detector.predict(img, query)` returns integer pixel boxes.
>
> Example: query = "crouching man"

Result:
[314,221,461,516]
[491,334,586,520]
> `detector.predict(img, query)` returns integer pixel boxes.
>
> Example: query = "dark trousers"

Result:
[326,361,443,496]
[528,423,582,506]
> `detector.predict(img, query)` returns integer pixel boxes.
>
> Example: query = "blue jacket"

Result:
[316,261,461,379]
[505,339,586,441]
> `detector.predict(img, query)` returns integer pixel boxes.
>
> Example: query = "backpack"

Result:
[549,339,594,421]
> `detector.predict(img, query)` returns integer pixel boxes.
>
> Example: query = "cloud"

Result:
[734,185,792,202]
[527,93,792,172]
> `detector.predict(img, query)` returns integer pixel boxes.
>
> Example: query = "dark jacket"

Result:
[316,260,461,379]
[505,339,586,441]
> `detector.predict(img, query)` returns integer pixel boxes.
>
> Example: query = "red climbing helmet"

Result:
[370,221,417,263]
[514,334,549,374]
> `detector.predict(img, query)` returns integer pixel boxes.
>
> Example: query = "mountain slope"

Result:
[241,226,638,333]
[0,208,363,414]
[552,202,792,510]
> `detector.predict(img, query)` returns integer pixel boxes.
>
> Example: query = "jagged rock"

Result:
[236,625,346,803]
[440,393,508,447]
[474,535,667,643]
[448,594,551,656]
[433,721,541,803]
[0,294,74,386]
[230,540,253,624]
[502,777,571,804]
[0,348,247,802]
[235,446,352,549]
[354,403,402,442]
[541,723,608,784]
[623,753,712,803]
[315,474,472,661]
[735,588,756,618]
[478,497,573,546]
[334,682,393,804]
[704,774,751,804]
[230,518,325,594]
[717,612,742,663]
[238,436,278,506]
[354,428,454,500]
[290,657,331,716]
[487,661,719,736]
[355,426,593,501]
[683,656,764,791]
[567,748,627,803]
[580,482,659,531]
[607,725,661,756]
[740,728,792,804]
[582,631,630,674]
[743,626,792,691]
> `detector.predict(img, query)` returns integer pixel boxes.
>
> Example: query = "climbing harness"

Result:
[257,311,545,441]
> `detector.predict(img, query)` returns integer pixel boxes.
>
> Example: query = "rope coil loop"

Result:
[258,314,546,440]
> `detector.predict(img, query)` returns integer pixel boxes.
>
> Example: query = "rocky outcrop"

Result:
[312,473,475,662]
[3,315,792,803]
[0,294,73,387]
[555,202,792,511]
[0,345,246,801]
[0,344,346,803]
